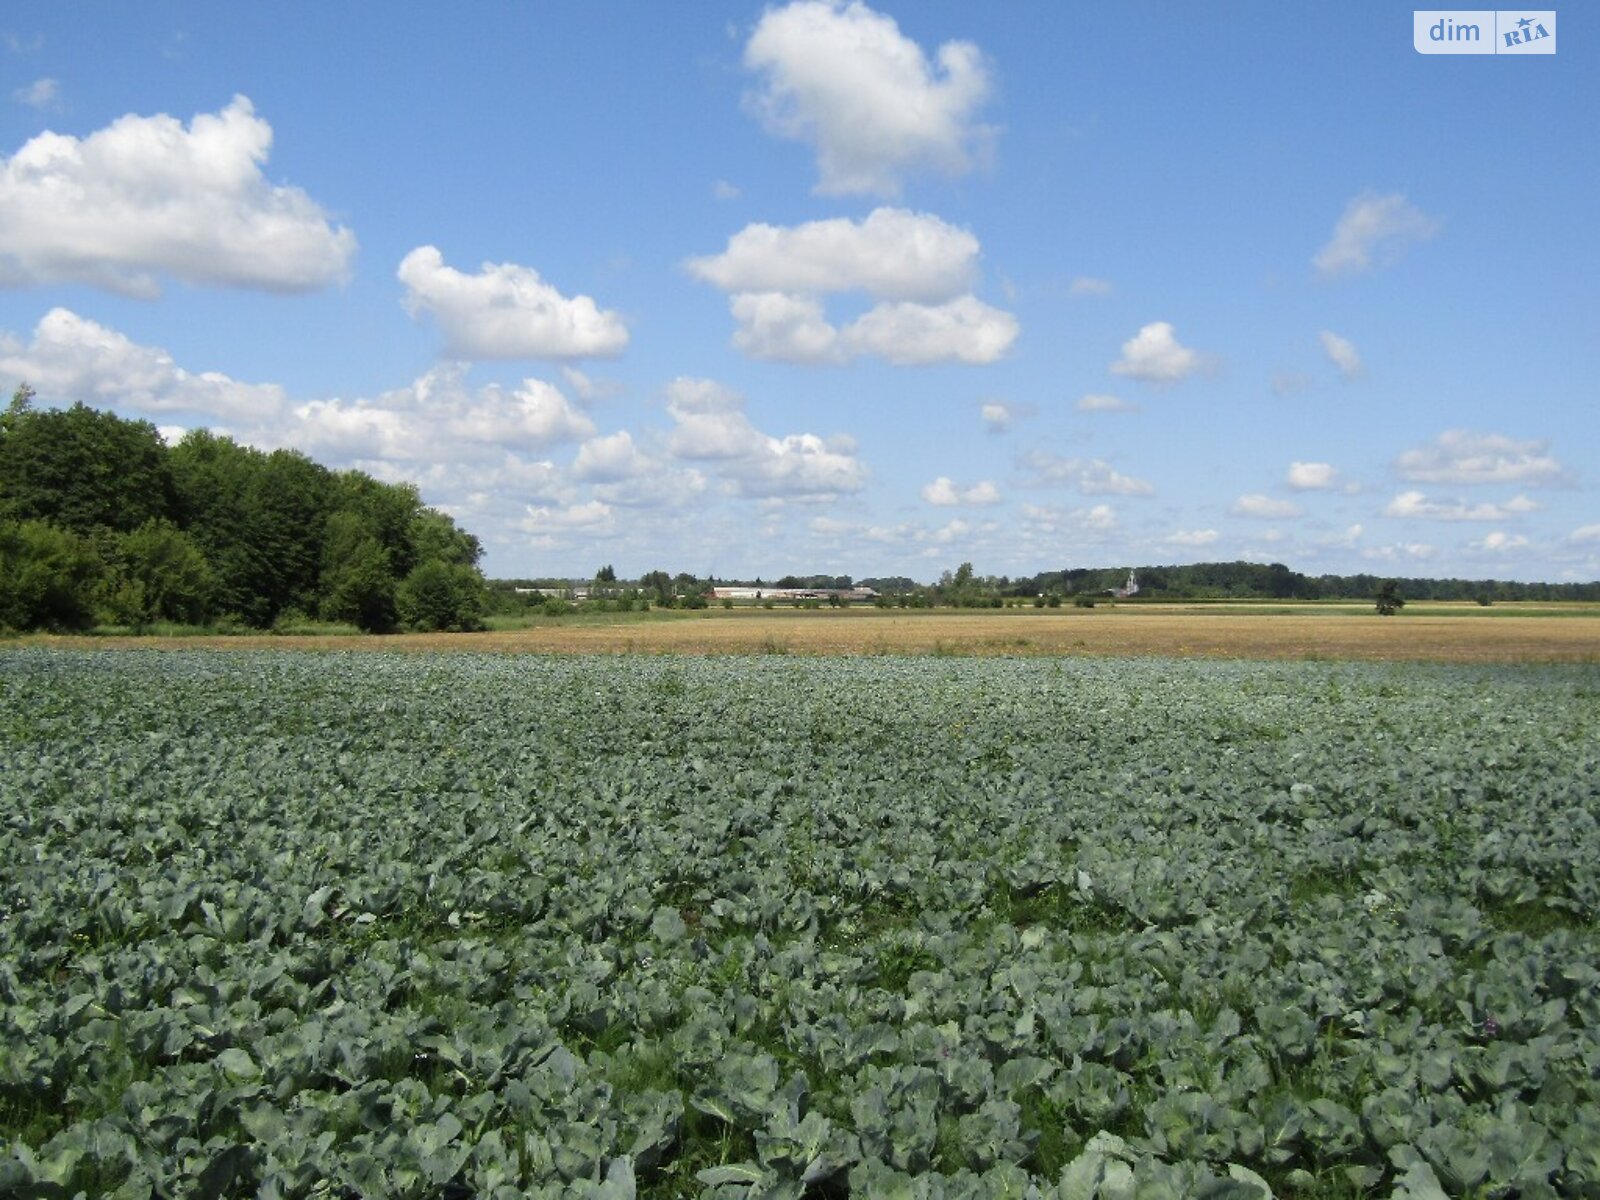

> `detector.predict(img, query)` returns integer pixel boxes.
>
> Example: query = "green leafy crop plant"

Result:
[2,649,1598,1198]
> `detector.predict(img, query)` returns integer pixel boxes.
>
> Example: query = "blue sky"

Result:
[1,2,1594,582]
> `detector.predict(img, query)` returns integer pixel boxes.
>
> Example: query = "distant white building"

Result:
[708,586,879,603]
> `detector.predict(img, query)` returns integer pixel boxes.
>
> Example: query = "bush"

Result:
[397,560,488,631]
[722,598,734,609]
[1375,580,1406,616]
[541,597,573,617]
[1073,596,1096,609]
[0,519,101,631]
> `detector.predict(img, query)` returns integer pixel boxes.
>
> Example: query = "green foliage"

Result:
[0,519,101,629]
[1375,580,1407,616]
[0,402,490,633]
[1,652,1598,1194]
[101,519,216,626]
[0,402,174,532]
[396,560,487,631]
[319,511,397,632]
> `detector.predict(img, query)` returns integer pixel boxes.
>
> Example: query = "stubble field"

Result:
[23,602,1600,664]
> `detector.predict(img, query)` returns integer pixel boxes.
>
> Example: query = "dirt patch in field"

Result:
[27,604,1600,663]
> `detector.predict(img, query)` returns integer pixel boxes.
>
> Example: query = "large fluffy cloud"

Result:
[0,96,355,296]
[687,208,978,301]
[399,246,628,361]
[0,307,285,420]
[1395,431,1564,486]
[743,0,993,196]
[1109,322,1205,384]
[291,365,596,462]
[664,376,866,499]
[1314,191,1438,278]
[692,209,1014,365]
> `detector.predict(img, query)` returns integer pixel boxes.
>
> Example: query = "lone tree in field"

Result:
[1374,579,1406,616]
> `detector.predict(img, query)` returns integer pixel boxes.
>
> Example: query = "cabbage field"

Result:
[2,649,1598,1199]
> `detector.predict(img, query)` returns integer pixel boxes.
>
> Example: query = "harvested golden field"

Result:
[29,602,1600,663]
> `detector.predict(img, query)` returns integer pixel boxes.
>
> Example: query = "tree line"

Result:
[0,389,489,633]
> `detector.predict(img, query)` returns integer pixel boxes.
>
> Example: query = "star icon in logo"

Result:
[1517,16,1534,30]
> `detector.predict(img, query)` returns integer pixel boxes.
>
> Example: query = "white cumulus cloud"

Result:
[1474,531,1529,552]
[398,245,628,361]
[1568,524,1600,544]
[1018,451,1155,496]
[0,96,355,296]
[664,376,866,499]
[980,401,1014,432]
[0,307,285,421]
[1395,430,1563,486]
[1383,490,1540,522]
[1165,529,1219,547]
[842,295,1016,365]
[693,209,1015,366]
[726,291,1015,365]
[687,208,978,302]
[1109,321,1204,384]
[1319,330,1363,378]
[290,366,596,463]
[1314,191,1438,278]
[743,0,993,196]
[922,476,1000,506]
[1287,461,1339,490]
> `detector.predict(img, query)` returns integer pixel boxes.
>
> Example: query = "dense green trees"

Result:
[0,391,489,633]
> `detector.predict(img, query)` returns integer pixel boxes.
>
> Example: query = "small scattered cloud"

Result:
[1395,430,1563,486]
[1021,502,1118,535]
[1383,490,1540,522]
[1165,528,1219,547]
[1287,461,1338,490]
[743,0,994,196]
[0,95,355,296]
[980,401,1014,432]
[1474,531,1529,552]
[712,179,742,200]
[1319,330,1363,378]
[1569,524,1600,544]
[1018,450,1154,496]
[11,77,58,110]
[1230,493,1303,519]
[398,245,628,361]
[1314,190,1438,278]
[1077,393,1135,413]
[1317,523,1364,549]
[1109,321,1205,384]
[922,476,1000,506]
[1069,276,1112,296]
